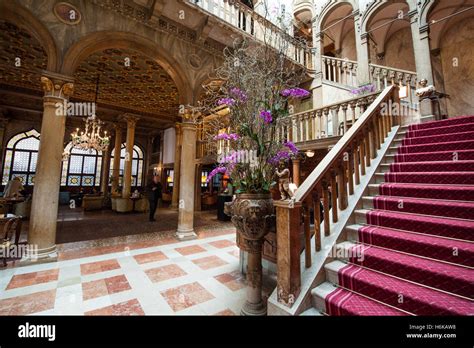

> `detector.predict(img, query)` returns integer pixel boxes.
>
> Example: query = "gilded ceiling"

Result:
[0,19,180,125]
[73,48,180,116]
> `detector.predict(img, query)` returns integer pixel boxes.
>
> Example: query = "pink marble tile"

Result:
[175,244,207,256]
[133,251,168,264]
[208,239,236,249]
[80,259,121,276]
[0,289,56,315]
[228,249,240,258]
[145,264,187,283]
[214,308,236,316]
[214,271,246,291]
[160,282,214,312]
[192,255,228,270]
[85,299,144,315]
[82,275,131,301]
[6,269,59,290]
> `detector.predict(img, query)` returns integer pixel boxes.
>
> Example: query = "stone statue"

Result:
[275,161,294,200]
[415,79,436,98]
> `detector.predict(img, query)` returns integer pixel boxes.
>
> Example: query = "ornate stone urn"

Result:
[225,193,275,316]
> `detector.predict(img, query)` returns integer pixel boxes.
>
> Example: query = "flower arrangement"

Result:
[350,83,376,96]
[199,32,309,193]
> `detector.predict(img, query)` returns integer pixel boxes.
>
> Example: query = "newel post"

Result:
[274,199,302,307]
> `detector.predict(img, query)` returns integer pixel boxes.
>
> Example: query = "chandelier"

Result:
[70,74,110,152]
[71,114,109,152]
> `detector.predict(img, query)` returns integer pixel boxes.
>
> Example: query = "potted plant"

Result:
[200,7,309,315]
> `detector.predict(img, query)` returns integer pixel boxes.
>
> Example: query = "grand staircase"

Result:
[312,115,474,316]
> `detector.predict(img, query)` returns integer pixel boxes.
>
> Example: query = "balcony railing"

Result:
[322,56,358,87]
[185,0,312,69]
[276,91,380,144]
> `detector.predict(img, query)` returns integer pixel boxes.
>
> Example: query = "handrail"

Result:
[294,85,395,202]
[274,84,401,307]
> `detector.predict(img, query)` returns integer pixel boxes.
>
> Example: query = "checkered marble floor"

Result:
[0,229,250,315]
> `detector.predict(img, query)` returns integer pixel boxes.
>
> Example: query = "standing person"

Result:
[146,174,162,222]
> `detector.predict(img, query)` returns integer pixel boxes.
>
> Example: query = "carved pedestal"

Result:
[225,193,275,316]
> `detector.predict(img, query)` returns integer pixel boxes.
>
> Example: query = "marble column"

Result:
[176,112,197,241]
[26,72,74,263]
[111,124,122,195]
[355,12,371,86]
[121,114,139,198]
[100,147,111,195]
[410,11,435,122]
[311,31,325,109]
[292,158,300,186]
[170,123,182,209]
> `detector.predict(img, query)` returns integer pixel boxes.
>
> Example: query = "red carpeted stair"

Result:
[321,115,474,316]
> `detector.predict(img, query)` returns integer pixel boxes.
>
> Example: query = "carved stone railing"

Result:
[186,0,312,69]
[276,92,379,144]
[322,56,358,87]
[274,85,400,306]
[369,64,418,107]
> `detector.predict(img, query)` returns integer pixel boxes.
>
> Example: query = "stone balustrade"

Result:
[187,0,312,69]
[276,91,379,144]
[322,56,358,87]
[369,63,418,107]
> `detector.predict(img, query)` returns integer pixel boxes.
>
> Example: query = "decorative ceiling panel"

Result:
[73,48,180,116]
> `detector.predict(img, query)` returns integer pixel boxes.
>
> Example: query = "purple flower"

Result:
[350,84,375,95]
[259,110,273,124]
[284,141,298,155]
[217,98,235,106]
[229,87,248,102]
[268,151,291,165]
[214,133,240,141]
[207,167,227,183]
[281,88,310,99]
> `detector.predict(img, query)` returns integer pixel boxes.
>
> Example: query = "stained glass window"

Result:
[2,129,40,186]
[110,144,144,187]
[61,142,103,188]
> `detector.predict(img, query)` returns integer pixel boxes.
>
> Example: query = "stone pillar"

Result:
[355,12,371,86]
[26,72,74,263]
[0,116,9,162]
[176,112,197,241]
[111,125,122,195]
[311,31,325,109]
[121,114,139,198]
[170,123,182,209]
[292,158,300,186]
[410,12,435,122]
[100,147,111,195]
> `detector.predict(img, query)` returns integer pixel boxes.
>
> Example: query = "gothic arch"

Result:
[61,31,193,104]
[317,0,357,33]
[361,0,417,35]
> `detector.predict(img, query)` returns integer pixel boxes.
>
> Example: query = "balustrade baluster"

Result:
[360,136,366,175]
[303,198,311,268]
[347,149,355,195]
[312,189,321,252]
[354,142,360,185]
[337,160,348,210]
[322,178,330,236]
[342,103,348,134]
[330,170,338,223]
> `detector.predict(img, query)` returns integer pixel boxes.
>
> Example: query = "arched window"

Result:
[2,129,40,186]
[60,143,102,187]
[110,144,144,187]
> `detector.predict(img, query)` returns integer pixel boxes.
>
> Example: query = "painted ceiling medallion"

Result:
[188,54,202,70]
[54,2,82,25]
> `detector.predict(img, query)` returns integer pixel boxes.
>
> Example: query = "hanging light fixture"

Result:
[71,74,110,152]
[305,149,315,158]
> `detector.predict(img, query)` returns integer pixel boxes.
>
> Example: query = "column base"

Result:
[175,229,197,241]
[240,300,267,316]
[19,245,58,267]
[169,203,179,210]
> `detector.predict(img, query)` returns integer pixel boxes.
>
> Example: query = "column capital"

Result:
[181,106,200,124]
[119,113,140,128]
[41,71,74,99]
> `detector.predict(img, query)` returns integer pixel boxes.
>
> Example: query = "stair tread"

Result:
[349,224,474,267]
[408,115,474,131]
[314,283,407,316]
[335,264,474,315]
[346,243,474,298]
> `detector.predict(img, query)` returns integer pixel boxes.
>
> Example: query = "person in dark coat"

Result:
[146,175,162,222]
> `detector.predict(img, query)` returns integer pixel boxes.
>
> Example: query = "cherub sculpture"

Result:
[275,161,294,200]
